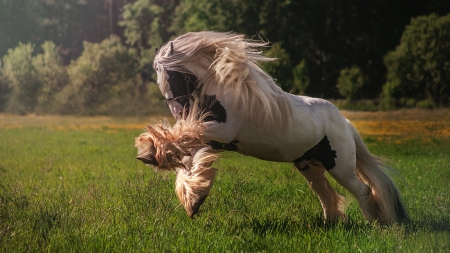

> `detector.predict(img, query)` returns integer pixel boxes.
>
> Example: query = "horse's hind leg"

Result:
[295,163,345,222]
[327,159,380,223]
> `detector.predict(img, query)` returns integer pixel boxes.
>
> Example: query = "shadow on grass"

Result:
[238,215,373,236]
[406,217,450,233]
[242,214,450,237]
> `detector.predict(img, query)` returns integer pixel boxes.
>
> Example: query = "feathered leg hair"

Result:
[135,107,219,218]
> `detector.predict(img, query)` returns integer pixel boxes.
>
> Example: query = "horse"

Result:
[141,31,408,224]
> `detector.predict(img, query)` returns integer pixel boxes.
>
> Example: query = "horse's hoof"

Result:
[188,195,208,218]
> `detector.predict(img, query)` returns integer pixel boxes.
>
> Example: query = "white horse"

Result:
[145,31,408,224]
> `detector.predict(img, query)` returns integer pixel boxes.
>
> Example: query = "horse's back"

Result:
[233,95,352,162]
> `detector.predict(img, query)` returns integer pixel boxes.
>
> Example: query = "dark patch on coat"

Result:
[199,94,227,123]
[206,140,239,151]
[293,135,337,171]
[166,70,227,123]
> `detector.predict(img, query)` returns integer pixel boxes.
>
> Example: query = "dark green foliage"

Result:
[33,42,69,113]
[158,0,450,99]
[0,36,164,116]
[120,0,180,76]
[0,0,127,63]
[292,60,310,95]
[383,14,450,108]
[260,43,293,92]
[59,36,141,115]
[1,42,68,114]
[0,62,12,111]
[337,67,365,101]
[171,0,245,34]
[2,0,450,114]
[0,0,43,58]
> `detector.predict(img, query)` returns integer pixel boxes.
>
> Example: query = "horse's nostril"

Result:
[136,154,159,166]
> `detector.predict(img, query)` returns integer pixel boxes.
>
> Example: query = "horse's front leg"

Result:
[295,161,346,222]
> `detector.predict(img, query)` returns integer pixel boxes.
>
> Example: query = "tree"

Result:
[0,41,69,114]
[171,0,246,34]
[0,0,43,58]
[32,42,68,113]
[1,0,131,64]
[120,0,179,81]
[292,60,309,95]
[383,14,450,107]
[118,0,450,100]
[336,66,365,101]
[0,62,11,111]
[59,36,139,115]
[1,43,40,114]
[260,42,293,92]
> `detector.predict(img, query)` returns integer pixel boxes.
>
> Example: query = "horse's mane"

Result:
[154,31,292,128]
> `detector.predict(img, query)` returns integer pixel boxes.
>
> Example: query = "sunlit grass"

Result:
[2,109,449,138]
[343,108,450,139]
[0,109,449,252]
[0,112,174,130]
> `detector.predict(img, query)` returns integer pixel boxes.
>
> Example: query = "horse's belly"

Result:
[233,138,309,162]
[235,144,288,162]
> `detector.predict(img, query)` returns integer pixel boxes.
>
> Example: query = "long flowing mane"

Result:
[153,31,292,128]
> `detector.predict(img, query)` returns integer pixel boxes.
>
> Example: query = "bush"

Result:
[1,43,39,114]
[336,66,365,101]
[33,41,68,113]
[0,37,163,116]
[292,60,309,95]
[261,43,293,92]
[0,62,12,111]
[59,36,141,115]
[416,98,436,109]
[383,14,450,107]
[0,42,69,114]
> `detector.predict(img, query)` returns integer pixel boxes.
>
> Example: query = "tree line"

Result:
[1,0,450,115]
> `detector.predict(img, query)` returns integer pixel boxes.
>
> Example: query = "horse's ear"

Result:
[155,47,159,55]
[167,42,174,56]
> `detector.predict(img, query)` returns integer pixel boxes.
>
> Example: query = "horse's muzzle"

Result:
[136,154,159,166]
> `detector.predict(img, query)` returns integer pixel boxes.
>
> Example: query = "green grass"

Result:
[0,116,449,252]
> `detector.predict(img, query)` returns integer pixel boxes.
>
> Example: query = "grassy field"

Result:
[0,109,449,252]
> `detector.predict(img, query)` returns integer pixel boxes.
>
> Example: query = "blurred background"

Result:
[1,0,449,116]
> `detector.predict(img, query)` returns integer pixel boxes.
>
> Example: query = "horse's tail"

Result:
[347,120,409,224]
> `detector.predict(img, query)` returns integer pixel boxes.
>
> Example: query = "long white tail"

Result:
[348,121,409,224]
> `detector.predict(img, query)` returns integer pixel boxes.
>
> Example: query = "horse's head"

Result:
[136,129,218,218]
[136,130,217,218]
[135,109,219,218]
[135,131,159,166]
